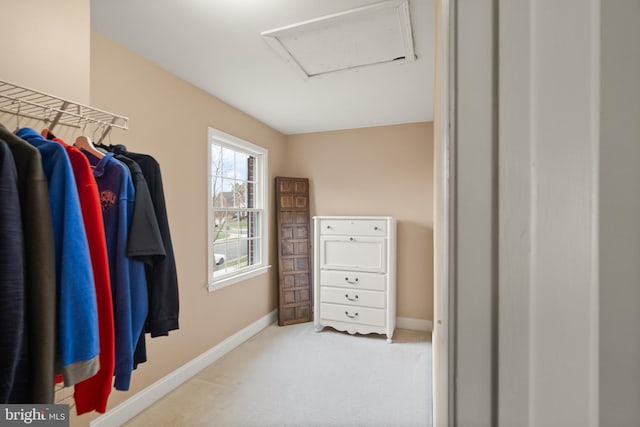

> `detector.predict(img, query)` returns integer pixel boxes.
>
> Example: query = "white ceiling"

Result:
[91,0,435,135]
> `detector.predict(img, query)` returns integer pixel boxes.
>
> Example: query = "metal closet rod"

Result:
[0,79,129,143]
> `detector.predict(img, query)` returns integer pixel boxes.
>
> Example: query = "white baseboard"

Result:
[397,317,433,332]
[91,310,278,427]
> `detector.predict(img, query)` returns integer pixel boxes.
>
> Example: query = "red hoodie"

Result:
[42,130,115,414]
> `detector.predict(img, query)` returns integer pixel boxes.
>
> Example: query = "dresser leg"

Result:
[387,336,393,344]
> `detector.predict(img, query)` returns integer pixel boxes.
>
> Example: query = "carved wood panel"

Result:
[275,177,312,326]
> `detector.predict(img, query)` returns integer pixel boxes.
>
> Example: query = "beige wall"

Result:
[286,124,434,321]
[0,0,90,104]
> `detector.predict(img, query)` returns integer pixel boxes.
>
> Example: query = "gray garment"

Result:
[0,123,56,403]
[0,138,26,403]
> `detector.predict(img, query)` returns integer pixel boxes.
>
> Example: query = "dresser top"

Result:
[312,215,395,221]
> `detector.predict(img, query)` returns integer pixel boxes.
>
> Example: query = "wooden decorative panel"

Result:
[276,177,312,326]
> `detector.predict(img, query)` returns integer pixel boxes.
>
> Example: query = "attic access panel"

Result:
[261,0,416,79]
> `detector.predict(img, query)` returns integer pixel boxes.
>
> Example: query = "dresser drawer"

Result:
[320,303,386,327]
[319,236,386,273]
[320,286,385,309]
[319,219,387,237]
[320,270,386,291]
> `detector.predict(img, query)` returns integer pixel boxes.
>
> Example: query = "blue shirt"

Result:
[84,151,148,391]
[16,128,99,386]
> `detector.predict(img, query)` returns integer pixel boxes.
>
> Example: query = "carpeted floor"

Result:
[124,322,432,427]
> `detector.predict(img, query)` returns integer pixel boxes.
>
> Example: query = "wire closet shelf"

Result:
[0,79,128,142]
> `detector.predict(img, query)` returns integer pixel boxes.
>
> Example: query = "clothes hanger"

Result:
[41,108,68,143]
[75,121,104,159]
[44,106,54,127]
[42,128,57,141]
[94,124,112,152]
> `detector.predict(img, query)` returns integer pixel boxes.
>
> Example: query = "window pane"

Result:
[238,211,248,238]
[219,178,231,208]
[248,212,260,265]
[227,239,241,272]
[236,241,249,270]
[211,144,222,178]
[228,210,240,239]
[250,237,261,265]
[222,146,236,176]
[212,213,228,242]
[235,151,249,181]
[212,241,227,272]
[232,180,246,209]
[212,178,223,208]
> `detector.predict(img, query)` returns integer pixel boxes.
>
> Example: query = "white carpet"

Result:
[124,323,432,427]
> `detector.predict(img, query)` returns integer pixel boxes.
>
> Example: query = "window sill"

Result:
[207,265,272,292]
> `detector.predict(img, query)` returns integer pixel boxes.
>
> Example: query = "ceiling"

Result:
[91,0,435,135]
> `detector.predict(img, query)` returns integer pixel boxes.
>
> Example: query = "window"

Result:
[208,128,269,291]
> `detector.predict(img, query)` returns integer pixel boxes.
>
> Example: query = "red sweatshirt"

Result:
[43,130,115,414]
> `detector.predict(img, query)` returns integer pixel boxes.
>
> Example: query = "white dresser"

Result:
[313,216,396,342]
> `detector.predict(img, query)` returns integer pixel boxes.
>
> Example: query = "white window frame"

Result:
[207,127,270,292]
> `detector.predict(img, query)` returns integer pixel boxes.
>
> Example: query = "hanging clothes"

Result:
[111,153,165,368]
[0,82,174,410]
[16,128,100,386]
[82,150,148,392]
[0,138,27,404]
[113,154,164,261]
[0,123,55,404]
[0,106,178,407]
[42,129,115,414]
[111,145,179,338]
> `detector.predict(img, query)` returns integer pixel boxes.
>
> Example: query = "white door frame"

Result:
[431,0,451,425]
[436,0,601,426]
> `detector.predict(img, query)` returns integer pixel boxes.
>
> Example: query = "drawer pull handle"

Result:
[344,311,359,319]
[374,226,380,231]
[345,294,359,302]
[326,225,332,229]
[349,237,355,241]
[345,277,359,284]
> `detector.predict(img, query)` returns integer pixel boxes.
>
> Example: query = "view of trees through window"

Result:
[210,143,261,277]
